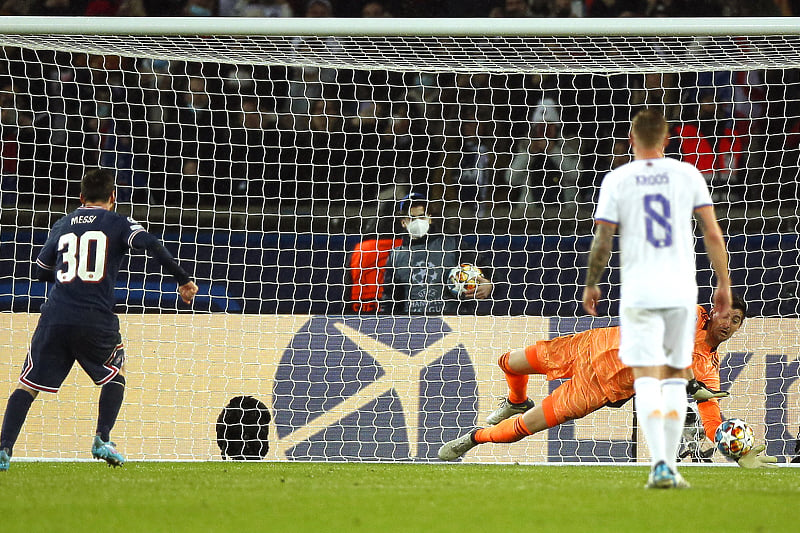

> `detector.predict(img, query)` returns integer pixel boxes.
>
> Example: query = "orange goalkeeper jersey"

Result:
[547,305,722,432]
[691,306,725,441]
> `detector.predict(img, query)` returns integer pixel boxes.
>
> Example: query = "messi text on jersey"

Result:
[70,215,97,225]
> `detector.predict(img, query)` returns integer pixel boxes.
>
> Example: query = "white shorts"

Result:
[618,305,696,369]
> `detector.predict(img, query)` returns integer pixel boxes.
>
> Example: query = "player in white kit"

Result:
[582,108,731,489]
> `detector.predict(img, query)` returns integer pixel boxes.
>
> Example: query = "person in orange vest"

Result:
[347,235,403,313]
[669,90,746,201]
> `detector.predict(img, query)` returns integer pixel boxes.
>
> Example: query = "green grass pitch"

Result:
[2,462,798,532]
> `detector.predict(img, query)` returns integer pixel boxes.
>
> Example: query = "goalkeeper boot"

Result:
[645,460,676,489]
[438,430,479,461]
[91,436,125,467]
[486,398,535,426]
[0,448,10,472]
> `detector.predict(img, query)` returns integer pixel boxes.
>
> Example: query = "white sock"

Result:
[662,378,689,471]
[634,376,666,466]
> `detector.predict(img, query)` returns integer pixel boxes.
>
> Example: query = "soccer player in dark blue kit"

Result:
[0,169,198,470]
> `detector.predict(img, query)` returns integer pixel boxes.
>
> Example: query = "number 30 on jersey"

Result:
[57,230,108,282]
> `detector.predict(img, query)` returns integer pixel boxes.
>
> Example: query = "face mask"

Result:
[406,218,430,239]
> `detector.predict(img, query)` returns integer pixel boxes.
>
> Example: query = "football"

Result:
[447,263,483,296]
[714,418,755,459]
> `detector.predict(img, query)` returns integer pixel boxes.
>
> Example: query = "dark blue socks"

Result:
[0,388,35,454]
[96,375,125,442]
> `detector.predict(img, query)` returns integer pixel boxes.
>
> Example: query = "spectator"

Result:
[645,0,685,17]
[304,0,332,16]
[730,69,768,140]
[219,0,293,17]
[501,0,534,17]
[174,157,215,206]
[141,0,184,14]
[183,0,216,16]
[84,0,121,15]
[0,81,34,206]
[505,96,582,217]
[361,0,389,16]
[488,4,505,16]
[383,192,493,315]
[550,0,583,17]
[443,110,496,218]
[299,97,349,200]
[669,89,747,201]
[30,0,80,17]
[586,0,641,17]
[0,0,31,14]
[116,0,148,15]
[346,233,404,313]
[609,137,631,170]
[635,72,680,120]
[98,119,140,203]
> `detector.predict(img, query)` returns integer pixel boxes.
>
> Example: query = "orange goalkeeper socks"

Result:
[474,415,533,444]
[498,352,529,404]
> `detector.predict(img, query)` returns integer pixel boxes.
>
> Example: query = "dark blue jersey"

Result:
[35,206,190,329]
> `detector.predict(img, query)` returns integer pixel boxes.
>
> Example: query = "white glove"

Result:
[687,379,730,402]
[737,444,779,468]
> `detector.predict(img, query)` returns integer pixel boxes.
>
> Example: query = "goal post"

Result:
[0,16,798,463]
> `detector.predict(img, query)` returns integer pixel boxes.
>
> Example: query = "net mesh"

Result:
[0,24,798,462]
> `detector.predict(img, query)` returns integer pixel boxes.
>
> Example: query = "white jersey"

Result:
[594,157,713,309]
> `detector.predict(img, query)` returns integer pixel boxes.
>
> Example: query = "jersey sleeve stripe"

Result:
[594,218,618,226]
[127,228,145,248]
[694,203,713,210]
[36,259,55,270]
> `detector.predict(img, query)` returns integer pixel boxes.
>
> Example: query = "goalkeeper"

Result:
[439,295,777,468]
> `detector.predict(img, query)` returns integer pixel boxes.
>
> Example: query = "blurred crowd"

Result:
[0,0,799,222]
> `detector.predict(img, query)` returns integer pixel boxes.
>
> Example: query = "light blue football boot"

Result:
[0,448,10,472]
[91,436,125,467]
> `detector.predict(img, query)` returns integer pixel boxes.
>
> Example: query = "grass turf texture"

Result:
[2,462,798,532]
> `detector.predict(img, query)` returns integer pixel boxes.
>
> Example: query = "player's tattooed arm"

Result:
[582,222,615,316]
[585,222,615,287]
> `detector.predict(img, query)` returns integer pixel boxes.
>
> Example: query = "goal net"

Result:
[0,16,798,463]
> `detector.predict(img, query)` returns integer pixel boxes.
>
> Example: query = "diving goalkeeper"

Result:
[438,295,777,469]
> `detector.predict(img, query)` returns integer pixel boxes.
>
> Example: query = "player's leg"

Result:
[1,322,74,470]
[660,306,695,477]
[439,375,609,461]
[91,375,126,467]
[0,384,38,471]
[620,307,674,487]
[486,347,537,424]
[77,329,126,466]
[632,367,673,487]
[96,370,126,442]
[499,348,532,402]
[487,338,578,425]
[438,413,537,462]
[439,394,542,460]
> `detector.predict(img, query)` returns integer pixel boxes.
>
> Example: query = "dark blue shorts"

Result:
[19,322,126,393]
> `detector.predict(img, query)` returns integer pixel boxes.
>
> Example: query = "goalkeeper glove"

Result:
[687,379,729,402]
[736,444,779,469]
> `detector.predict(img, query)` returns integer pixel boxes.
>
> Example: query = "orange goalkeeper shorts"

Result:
[540,365,612,428]
[524,330,621,428]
